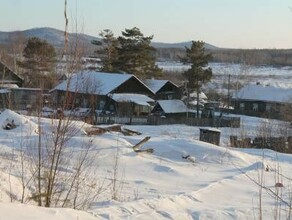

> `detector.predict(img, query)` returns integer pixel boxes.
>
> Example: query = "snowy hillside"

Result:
[0,110,291,219]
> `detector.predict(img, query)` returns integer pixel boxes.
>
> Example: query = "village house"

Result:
[232,83,292,120]
[50,71,155,117]
[0,61,44,110]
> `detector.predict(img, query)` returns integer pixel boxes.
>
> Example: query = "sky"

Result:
[1,0,292,49]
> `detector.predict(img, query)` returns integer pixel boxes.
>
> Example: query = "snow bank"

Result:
[0,112,290,220]
[0,203,97,220]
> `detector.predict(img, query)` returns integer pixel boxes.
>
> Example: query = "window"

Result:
[239,103,245,111]
[266,103,271,111]
[99,100,105,110]
[82,99,88,107]
[253,103,258,111]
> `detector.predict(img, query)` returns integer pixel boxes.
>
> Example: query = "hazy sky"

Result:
[1,0,292,49]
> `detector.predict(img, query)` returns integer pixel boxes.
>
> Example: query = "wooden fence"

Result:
[95,115,240,128]
[96,116,148,125]
[230,135,292,153]
[147,116,240,127]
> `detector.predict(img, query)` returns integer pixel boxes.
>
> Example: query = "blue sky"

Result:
[1,0,292,49]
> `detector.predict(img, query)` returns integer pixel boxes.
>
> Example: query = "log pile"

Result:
[83,124,141,136]
[83,125,154,154]
[132,136,154,153]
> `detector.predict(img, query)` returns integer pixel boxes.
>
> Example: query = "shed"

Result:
[199,128,221,145]
[151,99,195,118]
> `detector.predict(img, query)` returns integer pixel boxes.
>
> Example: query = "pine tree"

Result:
[18,37,56,89]
[92,29,119,72]
[182,41,212,118]
[116,27,162,78]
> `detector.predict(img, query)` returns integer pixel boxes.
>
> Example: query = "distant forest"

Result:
[1,27,292,67]
[2,42,292,69]
[156,47,292,66]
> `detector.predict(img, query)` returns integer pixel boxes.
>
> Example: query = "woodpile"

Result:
[83,125,154,154]
[83,124,141,136]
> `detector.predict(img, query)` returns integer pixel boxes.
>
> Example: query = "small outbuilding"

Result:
[199,128,221,146]
[151,99,195,118]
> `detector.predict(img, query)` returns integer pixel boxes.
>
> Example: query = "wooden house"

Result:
[232,84,292,120]
[144,79,180,100]
[50,71,155,116]
[0,61,25,108]
[0,87,47,110]
[11,88,47,110]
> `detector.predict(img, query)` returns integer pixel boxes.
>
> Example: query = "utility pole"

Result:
[227,74,231,108]
[184,81,189,119]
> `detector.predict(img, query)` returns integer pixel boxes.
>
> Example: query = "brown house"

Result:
[50,71,154,116]
[232,84,292,120]
[0,61,25,109]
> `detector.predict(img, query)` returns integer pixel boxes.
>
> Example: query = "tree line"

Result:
[211,48,292,66]
[156,47,292,66]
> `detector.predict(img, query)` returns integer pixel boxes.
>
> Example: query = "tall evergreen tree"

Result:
[116,27,162,78]
[182,41,212,118]
[18,37,56,88]
[92,29,119,72]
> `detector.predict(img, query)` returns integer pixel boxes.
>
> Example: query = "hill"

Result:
[0,27,218,52]
[151,41,219,50]
[0,27,100,54]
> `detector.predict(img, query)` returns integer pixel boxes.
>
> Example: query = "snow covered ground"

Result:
[0,109,291,219]
[158,62,292,94]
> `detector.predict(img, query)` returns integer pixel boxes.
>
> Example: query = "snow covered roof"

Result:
[0,83,19,88]
[0,61,24,83]
[199,127,221,133]
[156,100,189,114]
[52,71,136,95]
[0,89,10,94]
[232,84,292,103]
[111,93,154,106]
[144,79,178,94]
[189,91,208,99]
[144,79,168,93]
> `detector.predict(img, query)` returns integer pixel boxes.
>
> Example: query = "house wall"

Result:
[105,100,151,117]
[10,89,44,110]
[0,93,10,109]
[52,90,107,110]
